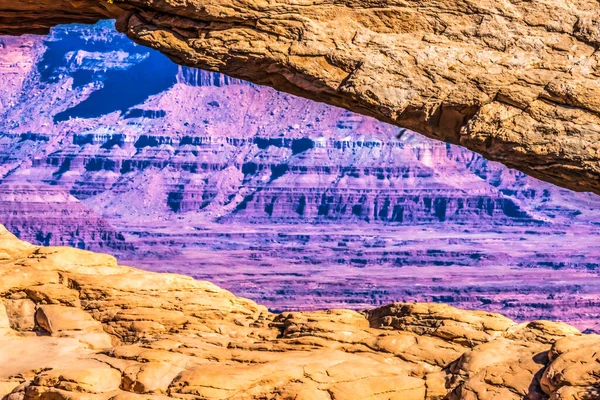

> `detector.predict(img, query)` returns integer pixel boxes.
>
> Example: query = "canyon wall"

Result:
[1,23,598,234]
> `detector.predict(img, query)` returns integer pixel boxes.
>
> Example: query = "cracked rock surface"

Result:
[0,224,598,400]
[1,0,600,194]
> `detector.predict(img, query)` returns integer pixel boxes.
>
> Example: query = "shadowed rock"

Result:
[0,0,599,194]
[0,224,598,399]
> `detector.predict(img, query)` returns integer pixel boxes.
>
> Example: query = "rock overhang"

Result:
[1,0,599,194]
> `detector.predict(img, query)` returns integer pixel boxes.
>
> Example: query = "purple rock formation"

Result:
[1,22,600,330]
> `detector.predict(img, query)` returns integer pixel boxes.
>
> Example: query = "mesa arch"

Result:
[1,0,599,194]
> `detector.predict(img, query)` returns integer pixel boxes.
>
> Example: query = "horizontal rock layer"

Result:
[1,0,599,194]
[1,23,598,237]
[0,224,599,400]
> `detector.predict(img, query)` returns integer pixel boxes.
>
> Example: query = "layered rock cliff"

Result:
[0,224,599,400]
[1,0,599,195]
[2,23,599,237]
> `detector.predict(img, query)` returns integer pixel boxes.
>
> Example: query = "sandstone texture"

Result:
[0,224,598,400]
[1,0,600,194]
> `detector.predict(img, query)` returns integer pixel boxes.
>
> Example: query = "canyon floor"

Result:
[118,220,600,332]
[1,224,600,400]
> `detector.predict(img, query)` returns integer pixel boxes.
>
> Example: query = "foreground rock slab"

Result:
[0,225,597,399]
[1,0,600,194]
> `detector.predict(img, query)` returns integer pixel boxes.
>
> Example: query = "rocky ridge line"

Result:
[1,0,599,194]
[0,224,598,400]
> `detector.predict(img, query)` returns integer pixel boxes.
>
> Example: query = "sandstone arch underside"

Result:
[2,0,600,194]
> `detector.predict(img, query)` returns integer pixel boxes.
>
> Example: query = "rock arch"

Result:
[2,0,599,194]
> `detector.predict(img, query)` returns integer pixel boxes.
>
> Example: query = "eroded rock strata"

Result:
[1,22,599,245]
[0,0,599,194]
[0,225,598,400]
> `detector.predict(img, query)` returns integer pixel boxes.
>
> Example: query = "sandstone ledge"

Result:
[1,0,600,194]
[0,225,597,400]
